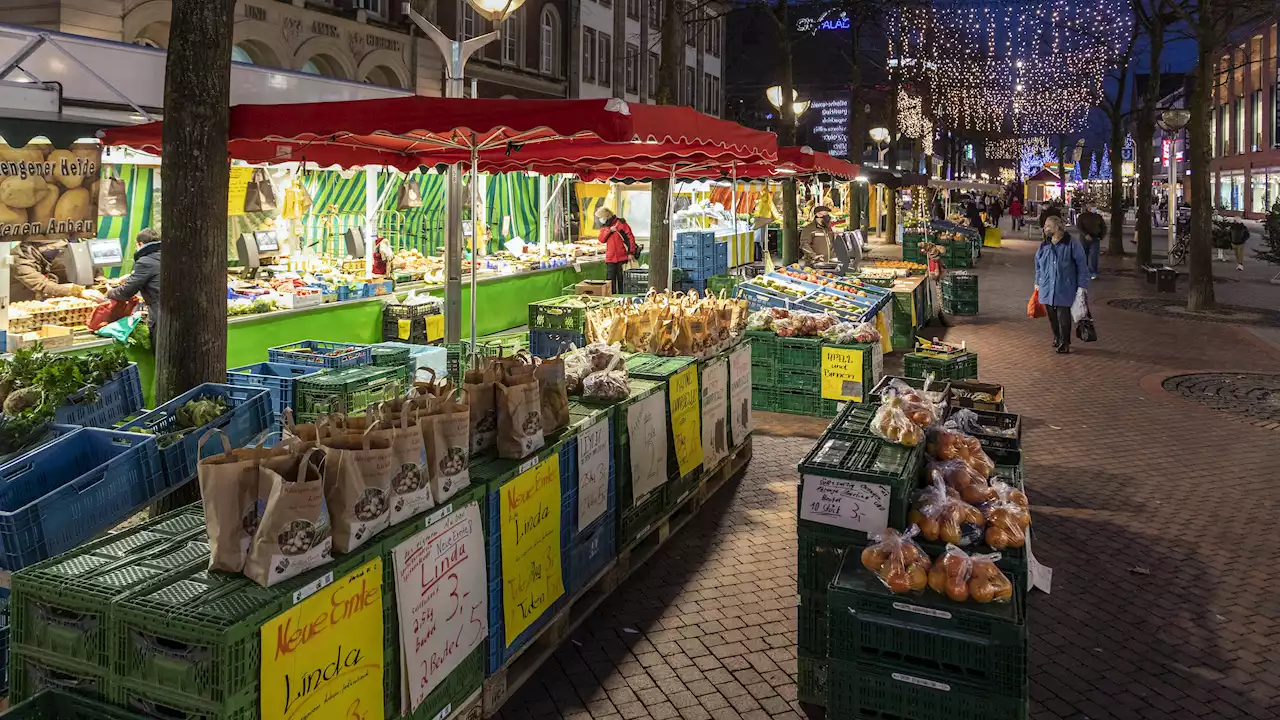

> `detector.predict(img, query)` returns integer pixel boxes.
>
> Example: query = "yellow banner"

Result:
[500,453,564,646]
[668,366,704,478]
[821,346,865,401]
[260,559,384,720]
[227,167,254,217]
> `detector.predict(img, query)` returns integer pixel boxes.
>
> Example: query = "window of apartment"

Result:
[361,0,386,17]
[598,32,612,88]
[626,0,640,21]
[502,9,522,65]
[625,43,639,93]
[711,75,720,115]
[1252,89,1262,151]
[540,6,560,75]
[707,14,720,58]
[648,0,662,29]
[461,2,484,40]
[685,5,697,47]
[582,28,596,83]
[1235,97,1245,154]
[702,73,711,113]
[647,52,659,97]
[599,0,611,10]
[684,66,695,106]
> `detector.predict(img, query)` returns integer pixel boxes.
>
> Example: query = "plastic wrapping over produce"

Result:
[859,526,932,594]
[928,544,1013,603]
[908,478,985,547]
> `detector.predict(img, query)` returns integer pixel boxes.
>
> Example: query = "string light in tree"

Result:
[897,89,935,156]
[985,138,1022,160]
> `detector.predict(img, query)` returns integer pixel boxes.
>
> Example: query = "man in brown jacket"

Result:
[9,235,87,301]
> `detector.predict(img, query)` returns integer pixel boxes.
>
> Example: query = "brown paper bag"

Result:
[535,356,570,435]
[462,360,500,454]
[244,448,332,587]
[496,371,544,459]
[422,397,472,504]
[387,410,433,523]
[321,428,395,553]
[197,430,305,573]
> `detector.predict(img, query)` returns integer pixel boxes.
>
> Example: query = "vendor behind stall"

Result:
[10,234,91,301]
[107,228,162,332]
[799,205,834,264]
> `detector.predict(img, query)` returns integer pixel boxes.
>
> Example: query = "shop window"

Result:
[1251,171,1267,212]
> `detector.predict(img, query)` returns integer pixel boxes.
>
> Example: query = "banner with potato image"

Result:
[0,141,101,241]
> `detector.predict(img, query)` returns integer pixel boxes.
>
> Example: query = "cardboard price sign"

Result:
[260,559,385,720]
[821,346,865,402]
[798,473,891,534]
[392,503,487,712]
[700,358,728,470]
[0,142,100,241]
[576,418,610,534]
[626,391,668,502]
[500,454,565,645]
[668,366,704,478]
[728,345,753,446]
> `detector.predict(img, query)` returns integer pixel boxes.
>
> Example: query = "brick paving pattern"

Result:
[498,228,1280,720]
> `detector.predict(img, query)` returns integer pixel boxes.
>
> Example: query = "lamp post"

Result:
[1157,108,1191,259]
[870,127,889,235]
[765,86,812,122]
[766,86,810,263]
[406,0,525,345]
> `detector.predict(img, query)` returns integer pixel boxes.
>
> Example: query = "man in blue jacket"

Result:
[1034,216,1090,354]
[108,228,162,334]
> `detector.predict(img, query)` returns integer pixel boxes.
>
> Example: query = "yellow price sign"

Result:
[668,366,704,478]
[260,559,384,720]
[227,167,254,217]
[821,346,867,402]
[500,453,564,646]
[397,319,411,340]
[424,314,444,342]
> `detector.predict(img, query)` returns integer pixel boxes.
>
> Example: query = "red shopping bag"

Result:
[88,297,139,331]
[1027,289,1047,319]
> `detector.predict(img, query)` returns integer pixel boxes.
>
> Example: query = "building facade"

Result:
[1210,18,1280,219]
[569,0,724,115]
[0,0,575,100]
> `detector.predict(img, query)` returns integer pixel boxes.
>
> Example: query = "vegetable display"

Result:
[0,344,129,455]
[908,479,985,547]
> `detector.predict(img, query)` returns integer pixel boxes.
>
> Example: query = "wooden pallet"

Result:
[481,435,755,717]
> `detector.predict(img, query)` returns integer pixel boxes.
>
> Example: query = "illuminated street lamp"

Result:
[766,85,811,120]
[1157,108,1191,258]
[404,0,524,344]
[869,127,891,235]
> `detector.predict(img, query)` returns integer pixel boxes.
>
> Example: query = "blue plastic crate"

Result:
[120,384,271,490]
[0,428,162,571]
[54,364,144,429]
[267,340,372,369]
[225,362,319,424]
[530,329,584,359]
[337,285,354,302]
[567,512,615,594]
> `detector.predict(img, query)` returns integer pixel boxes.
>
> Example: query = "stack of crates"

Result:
[293,365,402,422]
[578,379,665,548]
[901,233,927,264]
[674,231,728,293]
[528,295,616,358]
[622,268,650,294]
[446,331,528,382]
[890,291,917,351]
[794,403,926,708]
[706,274,738,297]
[370,342,414,387]
[382,300,444,344]
[747,330,778,412]
[625,355,701,512]
[942,272,979,315]
[903,346,979,381]
[945,235,976,268]
[564,403,617,595]
[226,362,319,430]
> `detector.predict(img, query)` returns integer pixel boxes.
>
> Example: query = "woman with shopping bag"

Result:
[1033,216,1090,354]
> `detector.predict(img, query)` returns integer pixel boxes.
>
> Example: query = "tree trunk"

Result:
[646,0,683,290]
[1186,44,1215,310]
[847,25,866,233]
[1057,134,1066,201]
[778,0,799,263]
[1108,124,1126,255]
[1134,8,1163,267]
[153,0,236,510]
[884,65,899,246]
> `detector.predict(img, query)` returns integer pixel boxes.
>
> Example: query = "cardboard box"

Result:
[8,324,73,352]
[576,280,612,297]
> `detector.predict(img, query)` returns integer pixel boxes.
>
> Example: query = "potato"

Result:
[46,150,84,189]
[0,144,46,164]
[53,187,90,222]
[0,203,26,226]
[32,185,58,221]
[0,176,49,209]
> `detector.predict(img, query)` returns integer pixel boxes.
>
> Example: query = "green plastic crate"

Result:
[750,362,775,387]
[579,379,663,524]
[10,505,206,670]
[745,331,777,365]
[370,343,412,367]
[707,275,738,297]
[777,369,820,394]
[903,352,979,382]
[663,469,700,513]
[819,398,841,418]
[798,429,925,488]
[866,375,952,407]
[827,659,1028,720]
[777,337,822,372]
[625,354,697,381]
[942,296,979,316]
[528,295,615,334]
[797,593,829,656]
[446,331,529,381]
[797,652,827,707]
[777,389,822,416]
[826,558,1027,697]
[113,682,255,720]
[10,646,113,705]
[941,273,979,299]
[751,387,777,412]
[1,689,149,719]
[294,365,402,421]
[407,645,483,720]
[797,524,868,598]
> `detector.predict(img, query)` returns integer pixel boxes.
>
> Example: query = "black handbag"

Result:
[1076,314,1098,342]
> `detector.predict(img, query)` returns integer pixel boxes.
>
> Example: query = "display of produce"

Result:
[8,297,97,332]
[584,289,748,357]
[930,458,998,505]
[930,430,996,478]
[927,545,1014,604]
[776,267,873,297]
[819,321,880,345]
[0,344,131,456]
[859,527,931,594]
[983,479,1031,550]
[864,260,928,275]
[869,395,925,447]
[908,478,985,546]
[746,308,835,337]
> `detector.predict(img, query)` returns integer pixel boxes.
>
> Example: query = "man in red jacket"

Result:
[596,206,639,293]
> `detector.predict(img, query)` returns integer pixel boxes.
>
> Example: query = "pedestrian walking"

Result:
[1008,197,1024,231]
[1230,222,1249,271]
[596,206,638,293]
[1038,201,1063,229]
[1075,205,1106,279]
[988,198,1004,231]
[1034,216,1090,354]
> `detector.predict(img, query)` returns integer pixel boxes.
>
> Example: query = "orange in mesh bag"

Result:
[859,526,932,594]
[907,477,985,547]
[927,544,1014,603]
[929,429,996,478]
[982,479,1031,549]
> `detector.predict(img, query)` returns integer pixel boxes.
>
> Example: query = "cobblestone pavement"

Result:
[500,230,1280,720]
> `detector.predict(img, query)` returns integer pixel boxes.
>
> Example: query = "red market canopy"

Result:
[555,145,858,182]
[777,146,860,179]
[100,97,777,173]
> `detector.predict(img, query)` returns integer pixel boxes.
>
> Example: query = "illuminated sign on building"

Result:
[810,98,850,157]
[796,12,850,33]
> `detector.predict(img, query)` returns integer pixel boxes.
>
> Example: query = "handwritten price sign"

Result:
[392,504,487,713]
[668,366,704,478]
[798,473,891,534]
[500,454,565,646]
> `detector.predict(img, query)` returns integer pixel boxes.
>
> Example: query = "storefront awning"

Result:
[100,97,778,173]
